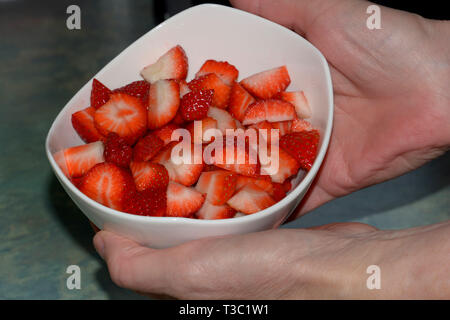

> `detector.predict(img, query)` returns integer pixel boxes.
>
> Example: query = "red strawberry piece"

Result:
[178,79,191,97]
[147,79,180,129]
[129,161,169,192]
[91,79,112,109]
[211,141,259,177]
[186,117,218,144]
[195,200,236,220]
[248,120,273,145]
[154,142,204,186]
[140,45,188,83]
[103,132,132,168]
[180,89,213,121]
[235,175,274,194]
[195,170,237,205]
[207,106,237,134]
[240,66,291,99]
[228,82,256,122]
[123,189,166,217]
[94,93,147,145]
[113,80,150,105]
[242,99,296,125]
[166,181,205,217]
[291,118,313,133]
[71,106,105,143]
[78,162,135,211]
[271,183,287,201]
[54,141,105,178]
[271,120,292,136]
[260,147,300,183]
[227,184,275,215]
[152,123,180,145]
[279,130,320,171]
[275,91,311,119]
[195,60,239,86]
[133,133,164,162]
[188,73,231,109]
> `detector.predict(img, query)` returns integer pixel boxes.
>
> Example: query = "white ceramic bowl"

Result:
[45,4,333,248]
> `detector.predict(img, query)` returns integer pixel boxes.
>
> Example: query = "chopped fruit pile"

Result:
[54,45,320,219]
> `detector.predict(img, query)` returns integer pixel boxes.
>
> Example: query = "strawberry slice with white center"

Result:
[78,162,135,211]
[207,107,237,134]
[147,79,180,129]
[129,161,169,192]
[53,141,105,178]
[242,99,296,125]
[195,60,239,86]
[153,142,204,186]
[140,45,188,83]
[227,184,275,214]
[275,91,311,119]
[240,66,291,99]
[188,73,231,109]
[166,181,205,217]
[228,82,256,122]
[94,93,147,145]
[260,147,300,183]
[195,200,236,220]
[195,170,237,205]
[71,106,105,143]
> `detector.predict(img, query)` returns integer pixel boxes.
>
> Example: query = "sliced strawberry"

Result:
[186,117,218,144]
[195,200,235,220]
[195,170,237,205]
[248,120,273,145]
[279,130,320,171]
[54,141,105,178]
[140,45,188,83]
[129,161,169,192]
[71,106,105,143]
[91,79,112,109]
[123,189,166,217]
[113,80,150,106]
[180,89,213,121]
[242,99,296,125]
[235,175,274,194]
[270,120,292,136]
[211,141,259,177]
[152,123,180,145]
[94,93,147,145]
[260,147,300,183]
[78,162,135,211]
[154,142,204,186]
[133,133,164,162]
[240,66,290,99]
[188,73,231,109]
[291,118,313,133]
[195,60,239,86]
[207,107,237,134]
[275,91,311,119]
[271,182,287,201]
[227,184,275,214]
[166,181,205,217]
[147,79,180,129]
[178,79,191,97]
[228,82,256,122]
[103,132,132,168]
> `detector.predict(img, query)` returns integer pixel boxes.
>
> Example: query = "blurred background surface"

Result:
[0,0,448,299]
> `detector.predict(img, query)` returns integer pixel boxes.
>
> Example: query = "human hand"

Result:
[230,0,450,218]
[93,221,450,299]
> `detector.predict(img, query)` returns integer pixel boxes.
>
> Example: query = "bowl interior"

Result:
[46,4,333,222]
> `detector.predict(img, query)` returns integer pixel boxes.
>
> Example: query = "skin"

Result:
[93,0,450,299]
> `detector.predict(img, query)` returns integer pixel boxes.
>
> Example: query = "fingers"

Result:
[229,0,339,36]
[308,222,378,234]
[93,231,171,294]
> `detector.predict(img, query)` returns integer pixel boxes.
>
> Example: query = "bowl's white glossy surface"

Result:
[45,4,333,248]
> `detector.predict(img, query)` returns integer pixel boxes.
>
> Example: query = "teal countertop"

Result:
[0,0,448,299]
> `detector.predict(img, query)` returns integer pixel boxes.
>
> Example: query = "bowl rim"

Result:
[45,3,334,226]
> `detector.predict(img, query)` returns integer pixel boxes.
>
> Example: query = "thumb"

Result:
[93,231,172,294]
[229,0,340,36]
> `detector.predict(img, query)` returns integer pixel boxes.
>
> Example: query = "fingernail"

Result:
[94,233,105,259]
